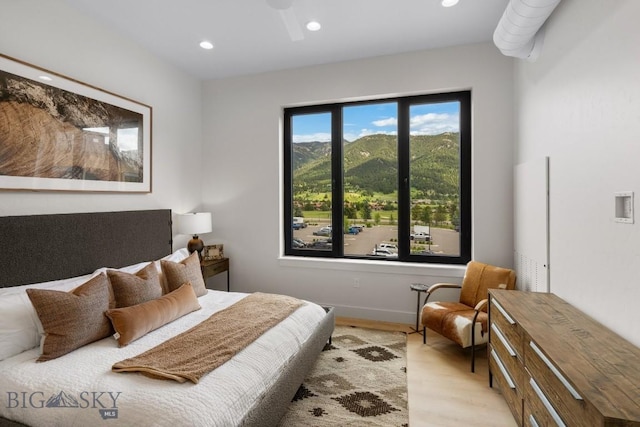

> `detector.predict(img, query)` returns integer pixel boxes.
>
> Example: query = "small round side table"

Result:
[410,283,430,333]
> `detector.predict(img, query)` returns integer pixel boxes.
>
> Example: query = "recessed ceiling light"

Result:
[199,40,214,50]
[38,75,52,81]
[306,21,321,32]
[441,0,459,7]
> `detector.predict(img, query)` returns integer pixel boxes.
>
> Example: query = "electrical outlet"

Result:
[353,278,360,288]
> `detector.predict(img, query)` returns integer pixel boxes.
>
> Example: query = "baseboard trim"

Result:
[317,303,416,326]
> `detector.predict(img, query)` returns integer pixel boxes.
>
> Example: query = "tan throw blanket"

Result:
[112,292,305,383]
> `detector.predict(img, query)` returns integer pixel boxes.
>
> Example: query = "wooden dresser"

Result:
[488,290,640,427]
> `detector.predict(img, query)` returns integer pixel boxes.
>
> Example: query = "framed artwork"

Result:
[203,244,224,261]
[0,54,152,192]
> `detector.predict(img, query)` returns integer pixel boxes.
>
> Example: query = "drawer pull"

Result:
[491,323,516,357]
[529,341,583,400]
[529,378,566,427]
[492,299,516,325]
[529,414,541,427]
[490,349,515,389]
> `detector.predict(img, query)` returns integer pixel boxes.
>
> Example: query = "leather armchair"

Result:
[421,261,516,372]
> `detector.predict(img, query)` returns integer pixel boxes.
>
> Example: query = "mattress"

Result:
[0,290,326,427]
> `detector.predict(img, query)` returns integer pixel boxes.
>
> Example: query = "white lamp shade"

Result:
[177,212,212,236]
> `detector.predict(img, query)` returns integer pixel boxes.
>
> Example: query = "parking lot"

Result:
[293,223,460,256]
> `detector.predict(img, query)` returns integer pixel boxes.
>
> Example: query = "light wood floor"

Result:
[336,317,517,427]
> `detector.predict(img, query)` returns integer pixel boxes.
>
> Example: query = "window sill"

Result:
[278,255,466,278]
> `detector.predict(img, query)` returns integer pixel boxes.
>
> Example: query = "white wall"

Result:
[514,0,640,346]
[0,0,204,250]
[0,1,516,325]
[202,43,514,323]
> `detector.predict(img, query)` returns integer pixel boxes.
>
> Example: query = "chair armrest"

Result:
[474,298,488,312]
[424,283,462,305]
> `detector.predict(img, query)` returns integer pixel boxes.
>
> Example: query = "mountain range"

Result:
[292,133,460,197]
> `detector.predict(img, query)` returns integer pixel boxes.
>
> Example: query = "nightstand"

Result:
[201,257,230,292]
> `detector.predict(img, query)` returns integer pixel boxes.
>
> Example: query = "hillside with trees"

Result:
[292,133,460,199]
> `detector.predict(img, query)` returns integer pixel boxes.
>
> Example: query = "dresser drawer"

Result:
[525,375,569,427]
[490,347,523,426]
[490,296,524,359]
[525,340,600,427]
[490,322,524,393]
[523,398,548,427]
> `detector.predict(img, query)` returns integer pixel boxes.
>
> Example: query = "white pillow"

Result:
[158,248,190,265]
[0,248,190,361]
[0,293,41,360]
[0,273,97,361]
[155,248,190,294]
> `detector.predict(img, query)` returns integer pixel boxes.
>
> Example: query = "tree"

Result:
[389,213,396,225]
[361,199,371,220]
[374,212,381,226]
[447,202,458,219]
[420,205,432,225]
[344,205,357,219]
[294,206,303,217]
[434,204,447,225]
[411,204,423,221]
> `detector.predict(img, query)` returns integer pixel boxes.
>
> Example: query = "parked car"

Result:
[377,243,398,251]
[351,225,365,232]
[410,232,431,242]
[292,238,306,248]
[309,239,332,249]
[345,226,360,235]
[313,226,332,236]
[293,217,307,229]
[371,248,398,258]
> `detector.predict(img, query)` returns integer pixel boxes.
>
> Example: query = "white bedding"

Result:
[0,290,326,427]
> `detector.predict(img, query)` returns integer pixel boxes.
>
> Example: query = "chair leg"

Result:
[471,310,481,373]
[423,327,426,344]
[471,342,475,373]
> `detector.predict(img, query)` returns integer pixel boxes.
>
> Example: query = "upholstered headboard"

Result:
[0,209,172,288]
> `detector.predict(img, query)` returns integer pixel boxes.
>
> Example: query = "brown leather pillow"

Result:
[107,262,163,308]
[160,252,207,297]
[26,273,113,362]
[105,282,201,347]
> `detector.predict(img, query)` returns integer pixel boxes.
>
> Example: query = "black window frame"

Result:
[284,90,471,265]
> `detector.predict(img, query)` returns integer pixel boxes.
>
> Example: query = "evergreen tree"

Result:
[361,199,372,220]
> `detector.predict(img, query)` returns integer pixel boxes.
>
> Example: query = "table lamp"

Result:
[177,212,212,258]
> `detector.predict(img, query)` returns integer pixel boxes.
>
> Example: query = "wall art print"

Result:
[0,54,151,192]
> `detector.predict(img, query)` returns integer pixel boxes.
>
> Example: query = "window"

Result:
[284,91,470,264]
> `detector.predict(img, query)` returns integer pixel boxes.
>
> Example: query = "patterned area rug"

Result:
[278,325,408,427]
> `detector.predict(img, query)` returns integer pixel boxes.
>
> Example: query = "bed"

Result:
[0,209,334,427]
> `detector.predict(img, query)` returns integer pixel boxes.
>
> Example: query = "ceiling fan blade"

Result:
[279,8,304,41]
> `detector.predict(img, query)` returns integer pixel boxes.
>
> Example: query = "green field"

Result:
[300,210,399,224]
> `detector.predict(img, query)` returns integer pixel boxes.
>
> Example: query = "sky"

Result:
[292,101,460,143]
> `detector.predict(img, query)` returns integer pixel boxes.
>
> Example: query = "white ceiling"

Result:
[62,0,509,81]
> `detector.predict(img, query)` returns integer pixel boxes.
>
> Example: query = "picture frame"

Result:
[203,244,224,261]
[0,54,152,192]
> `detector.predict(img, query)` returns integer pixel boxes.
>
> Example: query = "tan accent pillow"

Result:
[107,263,163,308]
[26,273,113,362]
[160,252,207,297]
[105,283,201,347]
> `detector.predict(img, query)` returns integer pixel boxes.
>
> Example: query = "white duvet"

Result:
[0,290,326,427]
